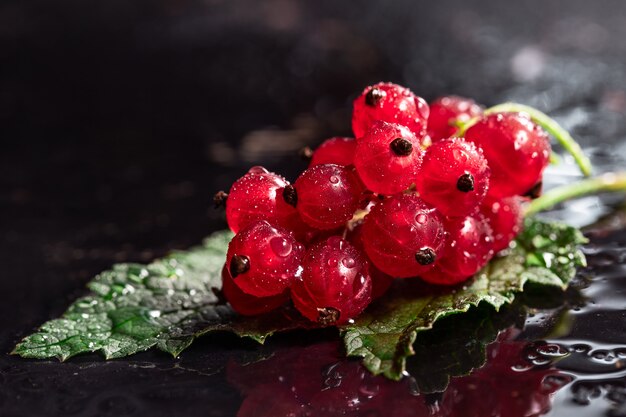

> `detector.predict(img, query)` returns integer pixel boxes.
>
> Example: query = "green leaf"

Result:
[340,217,587,380]
[14,231,257,359]
[14,218,586,382]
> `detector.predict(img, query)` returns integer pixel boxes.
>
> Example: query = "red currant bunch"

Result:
[214,85,552,324]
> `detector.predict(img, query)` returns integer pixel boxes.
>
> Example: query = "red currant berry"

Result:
[309,137,356,167]
[415,137,490,217]
[464,112,551,198]
[352,82,429,139]
[353,121,423,195]
[291,236,372,325]
[427,96,483,141]
[421,214,494,285]
[226,220,305,297]
[480,196,524,253]
[361,194,446,278]
[346,222,394,298]
[293,164,361,230]
[221,266,288,316]
[222,166,306,236]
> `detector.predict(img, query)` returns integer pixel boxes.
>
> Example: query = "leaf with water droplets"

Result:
[12,231,305,360]
[340,217,587,380]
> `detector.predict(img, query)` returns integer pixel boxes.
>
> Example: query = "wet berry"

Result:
[222,166,306,236]
[415,137,490,217]
[421,214,494,285]
[221,266,288,316]
[309,137,356,167]
[291,236,372,325]
[361,194,446,278]
[293,164,361,230]
[464,112,551,198]
[346,222,395,298]
[353,121,423,195]
[352,82,429,139]
[226,220,305,297]
[428,96,483,141]
[480,196,524,253]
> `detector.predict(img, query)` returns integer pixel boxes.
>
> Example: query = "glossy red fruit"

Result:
[415,137,490,217]
[421,214,494,285]
[346,222,395,298]
[226,220,305,297]
[309,137,356,167]
[361,194,446,278]
[353,121,424,195]
[464,112,551,198]
[352,82,429,139]
[480,196,524,253]
[223,166,306,237]
[428,96,483,141]
[291,236,372,325]
[293,164,361,230]
[221,266,288,316]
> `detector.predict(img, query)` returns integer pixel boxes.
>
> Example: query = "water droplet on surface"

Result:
[329,175,340,184]
[342,257,356,268]
[269,236,292,257]
[415,214,427,224]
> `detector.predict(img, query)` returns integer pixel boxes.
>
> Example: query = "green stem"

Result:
[484,103,592,177]
[525,172,626,216]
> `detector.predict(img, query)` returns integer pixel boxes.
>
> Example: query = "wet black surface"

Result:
[2,0,626,416]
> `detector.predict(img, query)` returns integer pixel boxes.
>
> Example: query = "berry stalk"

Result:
[525,172,626,216]
[484,103,593,177]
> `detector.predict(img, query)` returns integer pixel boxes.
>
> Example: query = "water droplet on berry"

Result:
[329,175,340,184]
[328,257,339,267]
[327,236,345,250]
[342,257,356,268]
[269,236,293,257]
[415,214,427,224]
[248,166,269,174]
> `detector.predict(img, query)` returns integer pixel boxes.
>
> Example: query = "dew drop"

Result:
[248,166,269,174]
[329,175,340,184]
[269,237,292,257]
[342,257,356,268]
[328,257,339,267]
[415,214,427,224]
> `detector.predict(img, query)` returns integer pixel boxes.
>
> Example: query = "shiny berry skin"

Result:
[427,96,483,141]
[415,137,490,217]
[464,112,551,198]
[293,164,361,230]
[352,82,429,139]
[226,220,305,297]
[309,137,356,167]
[361,194,446,278]
[421,214,494,285]
[291,236,372,325]
[480,196,524,253]
[346,222,395,298]
[221,266,288,316]
[353,121,423,195]
[223,166,305,236]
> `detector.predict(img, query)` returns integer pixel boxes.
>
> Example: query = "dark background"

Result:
[1,0,626,415]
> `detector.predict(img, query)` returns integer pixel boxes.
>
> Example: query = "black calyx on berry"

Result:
[282,184,298,207]
[299,146,314,161]
[523,181,543,199]
[415,247,436,265]
[390,137,413,156]
[317,307,340,325]
[213,191,228,208]
[365,87,385,106]
[456,173,475,192]
[229,254,250,278]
